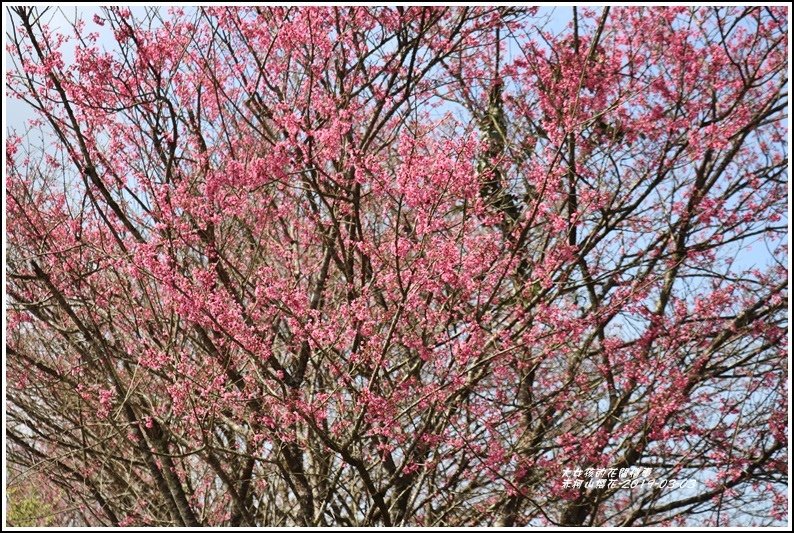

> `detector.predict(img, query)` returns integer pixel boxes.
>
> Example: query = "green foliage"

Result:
[6,485,54,527]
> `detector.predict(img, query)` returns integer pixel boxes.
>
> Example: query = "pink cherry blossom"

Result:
[5,5,787,527]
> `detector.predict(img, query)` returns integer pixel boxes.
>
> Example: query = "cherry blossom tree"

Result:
[5,5,788,526]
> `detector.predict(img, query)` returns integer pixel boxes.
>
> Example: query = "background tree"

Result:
[5,5,788,526]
